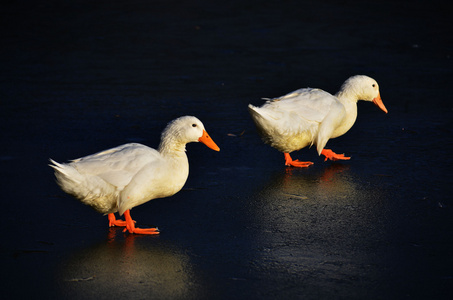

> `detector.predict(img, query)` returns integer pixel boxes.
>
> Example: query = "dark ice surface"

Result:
[1,0,452,299]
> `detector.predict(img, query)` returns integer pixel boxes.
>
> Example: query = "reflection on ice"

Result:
[247,163,389,289]
[56,232,201,299]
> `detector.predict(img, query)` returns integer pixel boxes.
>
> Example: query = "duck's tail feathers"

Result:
[49,159,67,173]
[49,158,84,189]
[248,104,267,125]
[248,104,271,120]
[248,103,259,116]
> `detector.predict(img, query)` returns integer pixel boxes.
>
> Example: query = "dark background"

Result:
[1,0,452,299]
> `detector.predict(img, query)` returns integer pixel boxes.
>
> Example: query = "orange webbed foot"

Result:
[284,153,314,168]
[123,210,160,235]
[108,213,127,227]
[321,149,351,161]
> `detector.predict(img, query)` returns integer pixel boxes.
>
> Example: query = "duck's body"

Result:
[248,75,387,167]
[50,116,220,234]
[50,143,189,215]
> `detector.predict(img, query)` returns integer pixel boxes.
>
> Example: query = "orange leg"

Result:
[122,210,160,235]
[321,149,350,161]
[284,153,313,168]
[108,213,127,227]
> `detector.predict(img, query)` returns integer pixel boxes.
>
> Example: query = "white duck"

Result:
[248,75,387,167]
[50,116,220,235]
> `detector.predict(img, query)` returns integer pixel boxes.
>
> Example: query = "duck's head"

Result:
[341,75,388,113]
[161,116,220,151]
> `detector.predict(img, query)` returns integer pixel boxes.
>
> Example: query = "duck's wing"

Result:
[70,143,162,189]
[264,88,337,121]
[272,89,347,153]
[253,88,339,132]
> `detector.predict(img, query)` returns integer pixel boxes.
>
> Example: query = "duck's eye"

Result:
[192,124,197,127]
[372,84,376,88]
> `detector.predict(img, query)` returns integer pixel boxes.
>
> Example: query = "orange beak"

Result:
[198,130,220,151]
[372,93,388,113]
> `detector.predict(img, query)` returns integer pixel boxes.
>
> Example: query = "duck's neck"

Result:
[158,136,187,158]
[335,88,360,103]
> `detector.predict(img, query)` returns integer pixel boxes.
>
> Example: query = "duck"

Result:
[49,116,220,235]
[248,75,388,167]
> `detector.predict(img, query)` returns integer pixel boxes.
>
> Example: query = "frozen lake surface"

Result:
[1,0,452,299]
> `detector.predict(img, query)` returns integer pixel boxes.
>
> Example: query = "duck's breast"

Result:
[329,100,358,139]
[117,154,189,215]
